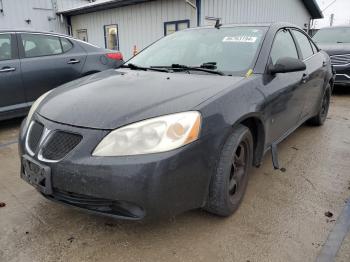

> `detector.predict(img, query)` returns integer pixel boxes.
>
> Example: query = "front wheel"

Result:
[308,85,331,126]
[204,125,253,217]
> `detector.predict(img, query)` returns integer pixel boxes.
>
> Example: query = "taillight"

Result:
[106,52,123,61]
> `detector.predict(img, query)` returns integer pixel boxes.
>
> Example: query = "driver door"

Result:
[260,29,307,145]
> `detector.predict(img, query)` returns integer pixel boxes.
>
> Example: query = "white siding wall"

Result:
[200,0,311,28]
[70,0,197,59]
[0,0,70,33]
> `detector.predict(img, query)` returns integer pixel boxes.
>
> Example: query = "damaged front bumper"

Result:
[19,114,221,220]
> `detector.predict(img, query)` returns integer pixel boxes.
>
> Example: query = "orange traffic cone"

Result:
[133,45,138,56]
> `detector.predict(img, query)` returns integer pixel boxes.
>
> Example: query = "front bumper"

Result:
[19,114,222,220]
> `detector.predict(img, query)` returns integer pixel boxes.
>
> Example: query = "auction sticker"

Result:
[222,36,257,43]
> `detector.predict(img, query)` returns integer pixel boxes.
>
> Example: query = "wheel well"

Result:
[239,117,265,167]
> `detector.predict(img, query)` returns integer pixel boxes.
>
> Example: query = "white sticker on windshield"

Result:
[222,36,257,43]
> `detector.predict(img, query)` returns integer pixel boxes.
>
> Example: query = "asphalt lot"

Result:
[0,87,349,262]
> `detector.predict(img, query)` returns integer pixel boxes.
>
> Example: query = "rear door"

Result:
[261,28,306,145]
[18,33,87,102]
[0,33,26,112]
[291,29,326,119]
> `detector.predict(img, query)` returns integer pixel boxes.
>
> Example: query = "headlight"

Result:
[25,90,52,129]
[93,111,201,156]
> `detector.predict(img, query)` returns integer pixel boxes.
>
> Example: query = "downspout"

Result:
[196,0,201,26]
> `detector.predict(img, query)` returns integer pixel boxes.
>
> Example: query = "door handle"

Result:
[301,73,309,84]
[67,59,80,64]
[0,67,16,73]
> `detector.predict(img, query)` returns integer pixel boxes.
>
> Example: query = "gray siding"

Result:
[0,0,88,33]
[70,0,196,59]
[200,0,311,28]
[0,0,71,33]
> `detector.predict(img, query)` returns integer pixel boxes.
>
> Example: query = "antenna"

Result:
[215,19,222,29]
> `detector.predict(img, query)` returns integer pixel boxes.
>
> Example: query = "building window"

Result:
[164,20,190,36]
[104,24,119,50]
[77,29,88,42]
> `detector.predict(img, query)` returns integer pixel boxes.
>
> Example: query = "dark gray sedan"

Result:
[0,30,123,120]
[19,23,334,220]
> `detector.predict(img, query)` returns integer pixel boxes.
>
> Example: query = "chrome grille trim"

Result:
[330,54,350,66]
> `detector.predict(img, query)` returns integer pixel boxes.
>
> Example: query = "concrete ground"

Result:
[0,88,349,262]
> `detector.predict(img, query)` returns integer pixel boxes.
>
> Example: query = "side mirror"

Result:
[269,57,306,74]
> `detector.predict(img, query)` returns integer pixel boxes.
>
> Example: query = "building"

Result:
[0,0,322,59]
[0,0,90,33]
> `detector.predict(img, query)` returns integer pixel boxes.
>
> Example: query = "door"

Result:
[261,29,306,145]
[18,33,87,102]
[0,33,26,111]
[291,29,326,119]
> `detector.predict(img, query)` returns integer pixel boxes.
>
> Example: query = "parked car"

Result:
[19,23,334,220]
[313,26,350,86]
[0,30,123,121]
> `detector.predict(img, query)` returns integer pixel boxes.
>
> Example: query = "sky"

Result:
[314,0,350,28]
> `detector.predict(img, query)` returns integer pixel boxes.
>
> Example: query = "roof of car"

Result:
[0,29,71,38]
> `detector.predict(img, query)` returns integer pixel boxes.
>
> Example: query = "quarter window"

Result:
[21,34,62,58]
[61,38,73,52]
[0,34,12,61]
[270,29,299,65]
[164,20,190,36]
[292,30,314,59]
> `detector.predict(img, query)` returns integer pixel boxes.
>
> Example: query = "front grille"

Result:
[41,131,82,161]
[330,54,350,66]
[27,121,44,153]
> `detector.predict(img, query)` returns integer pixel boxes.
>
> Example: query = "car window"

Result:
[61,38,73,52]
[270,29,298,65]
[313,27,350,44]
[21,34,63,58]
[0,34,12,61]
[292,30,314,59]
[128,27,268,75]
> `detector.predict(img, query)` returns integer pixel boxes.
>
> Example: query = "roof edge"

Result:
[302,0,323,19]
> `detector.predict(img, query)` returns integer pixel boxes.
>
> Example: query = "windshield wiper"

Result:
[121,63,170,73]
[151,63,225,76]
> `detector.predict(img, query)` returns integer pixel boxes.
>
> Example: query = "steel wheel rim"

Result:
[229,142,248,198]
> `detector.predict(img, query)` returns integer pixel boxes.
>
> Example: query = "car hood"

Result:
[38,69,243,130]
[317,43,350,56]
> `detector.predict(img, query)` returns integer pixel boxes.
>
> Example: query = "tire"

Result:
[309,84,331,126]
[205,124,253,217]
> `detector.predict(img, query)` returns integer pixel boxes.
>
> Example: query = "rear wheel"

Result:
[205,125,253,217]
[309,85,331,126]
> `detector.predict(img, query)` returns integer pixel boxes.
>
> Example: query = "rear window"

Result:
[292,30,314,59]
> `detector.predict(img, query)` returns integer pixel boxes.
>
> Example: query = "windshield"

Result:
[313,28,350,44]
[127,27,267,75]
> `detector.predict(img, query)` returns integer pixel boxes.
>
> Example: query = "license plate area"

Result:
[21,155,52,195]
